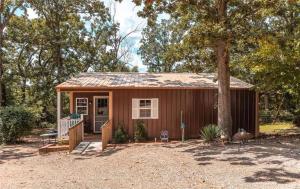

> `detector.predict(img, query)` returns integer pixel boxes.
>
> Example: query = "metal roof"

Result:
[56,72,253,90]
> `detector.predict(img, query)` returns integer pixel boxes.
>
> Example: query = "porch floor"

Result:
[83,133,101,142]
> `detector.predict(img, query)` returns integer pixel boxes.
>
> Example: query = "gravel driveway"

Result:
[0,137,300,189]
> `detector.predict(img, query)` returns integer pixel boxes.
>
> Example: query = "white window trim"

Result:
[132,98,159,119]
[76,98,88,115]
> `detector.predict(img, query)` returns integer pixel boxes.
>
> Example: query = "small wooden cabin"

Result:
[56,72,258,139]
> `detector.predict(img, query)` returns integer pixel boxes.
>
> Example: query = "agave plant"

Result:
[201,124,220,142]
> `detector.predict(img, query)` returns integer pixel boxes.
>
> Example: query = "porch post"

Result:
[57,90,61,138]
[81,114,84,140]
[69,92,74,113]
[255,92,259,137]
[109,91,113,141]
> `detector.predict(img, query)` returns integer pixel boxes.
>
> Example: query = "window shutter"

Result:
[151,98,159,119]
[132,99,139,119]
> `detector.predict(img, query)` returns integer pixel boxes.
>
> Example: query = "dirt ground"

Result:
[1,136,300,189]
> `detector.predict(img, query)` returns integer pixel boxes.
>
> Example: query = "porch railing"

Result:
[101,120,112,151]
[59,115,83,138]
[69,120,84,152]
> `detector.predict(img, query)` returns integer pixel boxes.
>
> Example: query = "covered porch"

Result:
[56,89,113,151]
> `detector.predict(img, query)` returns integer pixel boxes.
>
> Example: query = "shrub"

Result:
[277,110,294,122]
[200,124,220,142]
[134,120,148,142]
[293,110,300,127]
[114,123,128,143]
[0,106,34,144]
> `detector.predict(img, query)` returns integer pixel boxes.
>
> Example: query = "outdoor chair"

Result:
[40,129,58,145]
[160,130,169,142]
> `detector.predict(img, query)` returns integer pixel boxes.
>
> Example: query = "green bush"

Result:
[200,124,220,142]
[293,110,300,127]
[134,120,148,142]
[259,110,273,123]
[114,123,128,143]
[0,106,34,144]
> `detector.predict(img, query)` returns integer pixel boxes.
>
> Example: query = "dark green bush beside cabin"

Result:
[114,123,128,143]
[0,106,34,144]
[134,120,148,142]
[201,124,221,142]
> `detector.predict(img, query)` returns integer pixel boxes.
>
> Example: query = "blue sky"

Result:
[27,0,148,72]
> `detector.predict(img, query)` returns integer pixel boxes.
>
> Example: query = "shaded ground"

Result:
[1,136,300,189]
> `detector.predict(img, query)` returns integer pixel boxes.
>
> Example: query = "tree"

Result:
[231,1,300,119]
[139,19,176,72]
[140,18,216,73]
[133,0,273,137]
[3,0,138,123]
[0,0,26,106]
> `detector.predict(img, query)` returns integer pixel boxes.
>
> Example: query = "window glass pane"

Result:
[145,100,151,108]
[139,99,151,108]
[140,100,145,107]
[140,109,151,118]
[77,99,87,106]
[77,107,87,115]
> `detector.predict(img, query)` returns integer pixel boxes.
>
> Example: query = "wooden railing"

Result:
[101,120,112,151]
[59,116,81,138]
[69,120,84,152]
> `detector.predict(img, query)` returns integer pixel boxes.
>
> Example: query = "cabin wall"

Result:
[111,89,256,139]
[71,89,256,138]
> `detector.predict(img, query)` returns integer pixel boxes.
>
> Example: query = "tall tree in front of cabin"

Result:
[133,0,271,138]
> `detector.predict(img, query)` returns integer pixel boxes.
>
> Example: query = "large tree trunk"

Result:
[216,40,232,138]
[216,0,232,138]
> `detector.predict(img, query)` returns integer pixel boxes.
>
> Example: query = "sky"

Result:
[27,0,147,72]
[103,0,147,72]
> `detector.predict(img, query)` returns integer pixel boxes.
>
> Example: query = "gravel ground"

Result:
[0,137,300,189]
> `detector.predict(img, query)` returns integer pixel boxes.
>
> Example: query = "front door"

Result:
[94,96,109,133]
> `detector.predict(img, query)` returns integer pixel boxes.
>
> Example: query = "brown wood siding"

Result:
[111,89,256,139]
[72,89,257,139]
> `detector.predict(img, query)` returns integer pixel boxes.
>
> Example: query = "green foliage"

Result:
[200,124,220,142]
[135,0,300,130]
[0,106,34,144]
[293,110,300,128]
[114,123,128,143]
[134,120,148,142]
[259,110,273,124]
[1,1,138,124]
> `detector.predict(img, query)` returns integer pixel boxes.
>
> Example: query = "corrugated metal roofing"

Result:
[56,72,253,90]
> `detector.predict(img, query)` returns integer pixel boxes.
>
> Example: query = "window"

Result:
[132,98,159,119]
[76,98,88,115]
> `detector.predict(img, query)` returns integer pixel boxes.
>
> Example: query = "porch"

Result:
[56,90,113,152]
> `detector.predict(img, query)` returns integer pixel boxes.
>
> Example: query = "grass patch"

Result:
[260,122,300,134]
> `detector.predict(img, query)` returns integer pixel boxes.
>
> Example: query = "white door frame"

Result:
[93,96,109,133]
